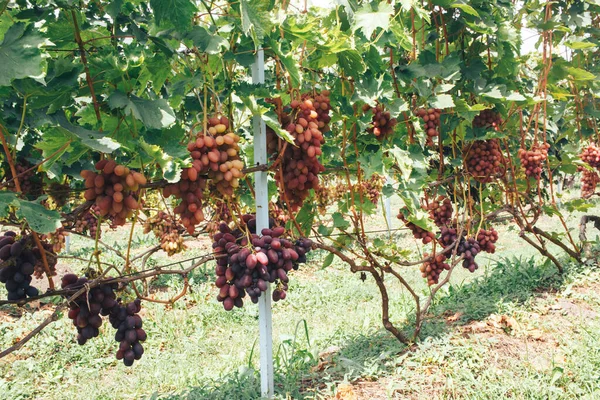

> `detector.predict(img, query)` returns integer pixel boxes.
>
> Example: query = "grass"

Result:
[1,194,600,399]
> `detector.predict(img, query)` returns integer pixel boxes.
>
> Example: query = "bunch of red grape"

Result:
[358,174,386,205]
[397,208,435,244]
[5,159,43,198]
[143,211,186,256]
[61,274,147,367]
[62,274,118,345]
[457,237,481,272]
[266,126,280,158]
[303,91,331,132]
[414,108,442,146]
[579,143,600,169]
[472,109,502,130]
[476,228,499,253]
[164,116,243,234]
[32,239,57,279]
[363,103,397,140]
[314,176,346,215]
[438,225,495,272]
[41,226,69,253]
[269,202,290,226]
[439,226,459,247]
[206,200,233,234]
[425,196,453,227]
[420,253,450,286]
[212,214,312,310]
[108,298,146,367]
[74,204,101,239]
[81,160,145,226]
[518,142,550,179]
[579,167,599,198]
[0,232,40,300]
[464,139,504,183]
[275,98,326,211]
[204,116,244,196]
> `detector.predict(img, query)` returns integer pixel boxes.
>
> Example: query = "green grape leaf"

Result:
[566,67,596,81]
[332,212,350,230]
[451,3,480,17]
[186,26,229,54]
[353,3,394,39]
[338,50,366,76]
[53,114,121,153]
[240,0,270,46]
[565,41,597,50]
[322,252,335,269]
[0,191,19,218]
[293,201,315,237]
[0,23,45,86]
[14,197,62,234]
[269,39,302,87]
[263,111,295,144]
[429,94,455,109]
[107,91,176,129]
[150,0,196,31]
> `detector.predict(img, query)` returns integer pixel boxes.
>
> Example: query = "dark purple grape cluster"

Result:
[420,253,450,286]
[414,108,442,146]
[212,214,312,310]
[473,109,502,130]
[61,274,118,345]
[458,237,481,272]
[108,299,146,367]
[61,274,146,367]
[438,227,481,272]
[439,226,459,247]
[5,160,43,198]
[0,232,39,300]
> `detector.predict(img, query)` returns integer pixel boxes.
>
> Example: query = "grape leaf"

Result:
[107,91,176,130]
[263,111,295,144]
[53,114,121,153]
[451,3,480,17]
[332,212,350,230]
[429,94,455,109]
[353,3,394,39]
[322,252,335,269]
[150,0,196,31]
[338,50,366,76]
[0,191,19,218]
[186,26,229,54]
[14,197,62,234]
[0,23,45,87]
[240,0,271,46]
[565,41,597,50]
[566,67,596,81]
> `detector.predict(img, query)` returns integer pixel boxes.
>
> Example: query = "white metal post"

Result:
[65,234,71,254]
[252,48,274,399]
[384,176,393,237]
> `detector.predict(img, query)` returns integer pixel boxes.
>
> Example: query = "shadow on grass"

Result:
[146,256,571,399]
[419,255,567,337]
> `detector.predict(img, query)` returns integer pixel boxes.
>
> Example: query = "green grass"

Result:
[1,194,600,399]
